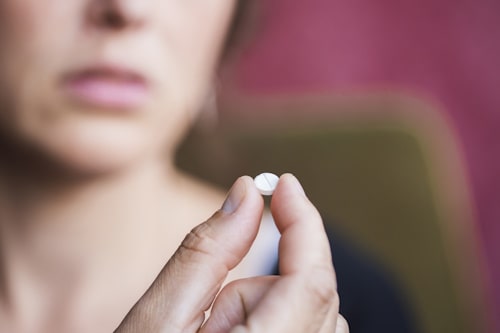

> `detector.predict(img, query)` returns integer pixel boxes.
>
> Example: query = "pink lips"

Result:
[62,65,150,110]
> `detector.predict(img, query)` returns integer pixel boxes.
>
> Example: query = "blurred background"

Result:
[177,1,499,332]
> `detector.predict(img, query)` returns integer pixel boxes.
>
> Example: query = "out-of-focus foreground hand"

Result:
[114,174,348,333]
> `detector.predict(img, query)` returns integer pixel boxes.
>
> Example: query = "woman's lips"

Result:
[62,66,150,110]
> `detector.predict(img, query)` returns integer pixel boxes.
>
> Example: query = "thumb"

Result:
[115,176,264,333]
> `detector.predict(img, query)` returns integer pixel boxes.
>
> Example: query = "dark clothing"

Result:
[329,231,418,333]
[273,227,418,333]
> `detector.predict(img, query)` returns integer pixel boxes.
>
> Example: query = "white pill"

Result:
[254,173,279,196]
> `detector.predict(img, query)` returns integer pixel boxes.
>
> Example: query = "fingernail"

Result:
[221,177,247,214]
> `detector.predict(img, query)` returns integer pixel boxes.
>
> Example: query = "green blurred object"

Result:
[176,95,488,333]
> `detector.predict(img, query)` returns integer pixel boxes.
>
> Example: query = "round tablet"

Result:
[254,173,279,196]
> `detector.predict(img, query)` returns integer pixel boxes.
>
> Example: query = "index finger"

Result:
[271,173,334,276]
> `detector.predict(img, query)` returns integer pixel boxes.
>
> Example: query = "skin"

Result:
[0,0,348,332]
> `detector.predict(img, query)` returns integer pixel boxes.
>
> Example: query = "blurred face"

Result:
[0,0,235,173]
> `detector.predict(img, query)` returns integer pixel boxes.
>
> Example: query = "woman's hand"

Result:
[114,174,348,333]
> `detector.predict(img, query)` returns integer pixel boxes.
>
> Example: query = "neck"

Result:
[0,155,188,332]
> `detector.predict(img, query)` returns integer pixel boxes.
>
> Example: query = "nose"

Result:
[87,0,148,30]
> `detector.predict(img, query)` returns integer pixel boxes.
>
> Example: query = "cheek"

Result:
[157,1,235,111]
[44,117,153,172]
[0,0,82,133]
[0,1,80,67]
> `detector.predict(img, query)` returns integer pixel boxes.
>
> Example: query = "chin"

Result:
[68,132,149,175]
[58,141,145,175]
[35,119,154,175]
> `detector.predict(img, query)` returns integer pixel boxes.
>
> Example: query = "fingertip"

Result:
[270,173,310,214]
[288,173,306,194]
[239,175,265,200]
[221,176,247,214]
[240,175,265,210]
[277,173,306,196]
[269,173,327,255]
[222,176,263,215]
[239,175,259,192]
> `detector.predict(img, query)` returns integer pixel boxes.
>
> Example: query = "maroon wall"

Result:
[230,0,500,329]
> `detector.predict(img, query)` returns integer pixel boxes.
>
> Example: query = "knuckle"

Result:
[177,222,239,270]
[179,223,217,259]
[308,282,337,310]
[305,267,338,309]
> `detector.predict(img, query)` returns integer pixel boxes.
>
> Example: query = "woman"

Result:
[0,0,348,332]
